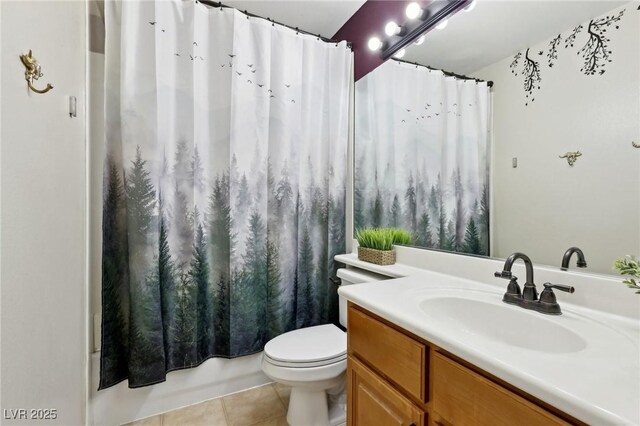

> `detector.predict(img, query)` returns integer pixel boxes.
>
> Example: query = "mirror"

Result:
[354,1,640,275]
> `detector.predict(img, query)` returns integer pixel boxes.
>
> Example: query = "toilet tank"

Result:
[336,267,389,327]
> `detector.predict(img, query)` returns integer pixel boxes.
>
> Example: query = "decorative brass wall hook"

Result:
[19,50,53,94]
[632,141,640,148]
[559,151,582,166]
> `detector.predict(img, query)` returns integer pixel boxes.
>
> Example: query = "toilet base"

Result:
[285,379,346,426]
[287,387,328,426]
[327,382,347,426]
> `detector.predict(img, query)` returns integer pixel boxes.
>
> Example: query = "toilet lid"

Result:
[264,324,346,366]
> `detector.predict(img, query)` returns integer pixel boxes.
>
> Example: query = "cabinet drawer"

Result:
[348,305,428,402]
[432,352,570,426]
[348,355,424,426]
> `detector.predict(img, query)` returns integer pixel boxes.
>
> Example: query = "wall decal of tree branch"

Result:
[510,5,630,105]
[509,52,521,75]
[565,25,583,49]
[579,10,625,75]
[547,34,562,67]
[522,48,541,106]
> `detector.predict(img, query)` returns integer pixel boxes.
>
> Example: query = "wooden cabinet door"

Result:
[432,353,570,426]
[348,355,424,426]
[348,305,428,402]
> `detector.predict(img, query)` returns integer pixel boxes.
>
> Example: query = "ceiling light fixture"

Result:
[436,19,448,30]
[394,48,406,59]
[464,0,477,12]
[405,2,423,20]
[379,0,470,60]
[367,36,383,51]
[384,21,402,36]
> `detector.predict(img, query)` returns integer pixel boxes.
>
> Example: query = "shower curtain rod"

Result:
[393,58,494,88]
[197,1,353,50]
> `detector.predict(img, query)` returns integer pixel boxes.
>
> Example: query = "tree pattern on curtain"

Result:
[355,60,490,256]
[100,1,350,389]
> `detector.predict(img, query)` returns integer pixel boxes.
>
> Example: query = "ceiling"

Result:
[218,0,629,76]
[402,0,629,75]
[222,0,366,38]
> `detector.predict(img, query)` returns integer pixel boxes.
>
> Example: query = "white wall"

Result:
[473,2,640,274]
[0,1,87,425]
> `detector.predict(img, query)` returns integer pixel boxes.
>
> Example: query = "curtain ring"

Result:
[295,27,299,35]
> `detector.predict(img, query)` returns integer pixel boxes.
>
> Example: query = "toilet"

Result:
[261,267,388,426]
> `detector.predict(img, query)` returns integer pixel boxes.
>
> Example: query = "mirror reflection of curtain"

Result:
[355,60,490,255]
[100,0,351,389]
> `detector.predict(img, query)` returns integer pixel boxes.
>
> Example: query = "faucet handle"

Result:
[494,270,513,279]
[543,283,575,293]
[538,283,574,315]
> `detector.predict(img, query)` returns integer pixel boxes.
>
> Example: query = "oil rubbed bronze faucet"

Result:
[561,247,587,270]
[495,252,574,315]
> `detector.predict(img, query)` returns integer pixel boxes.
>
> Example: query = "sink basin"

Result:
[418,293,588,353]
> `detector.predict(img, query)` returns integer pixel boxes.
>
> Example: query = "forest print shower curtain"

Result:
[355,60,490,256]
[100,0,351,389]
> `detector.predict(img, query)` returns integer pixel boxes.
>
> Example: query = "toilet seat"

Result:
[264,352,346,368]
[264,324,346,368]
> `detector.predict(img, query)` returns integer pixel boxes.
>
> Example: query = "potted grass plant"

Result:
[355,227,412,266]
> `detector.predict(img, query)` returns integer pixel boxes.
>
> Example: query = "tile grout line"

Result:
[221,395,231,426]
[271,384,288,412]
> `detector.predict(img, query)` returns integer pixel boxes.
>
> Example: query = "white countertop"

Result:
[336,253,640,425]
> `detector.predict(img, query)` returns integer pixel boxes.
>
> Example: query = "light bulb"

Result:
[436,19,448,30]
[464,0,476,12]
[394,48,406,59]
[406,2,422,19]
[385,21,401,36]
[414,35,425,46]
[368,36,382,51]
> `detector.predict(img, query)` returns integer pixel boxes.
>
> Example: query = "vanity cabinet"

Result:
[347,303,580,426]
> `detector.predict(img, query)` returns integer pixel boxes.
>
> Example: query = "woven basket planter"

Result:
[358,246,396,266]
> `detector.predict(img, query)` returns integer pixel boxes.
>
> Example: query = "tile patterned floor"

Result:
[125,383,291,426]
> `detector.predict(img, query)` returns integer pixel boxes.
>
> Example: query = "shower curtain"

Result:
[100,0,351,389]
[355,60,490,255]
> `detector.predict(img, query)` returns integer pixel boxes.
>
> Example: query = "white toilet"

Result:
[262,267,387,426]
